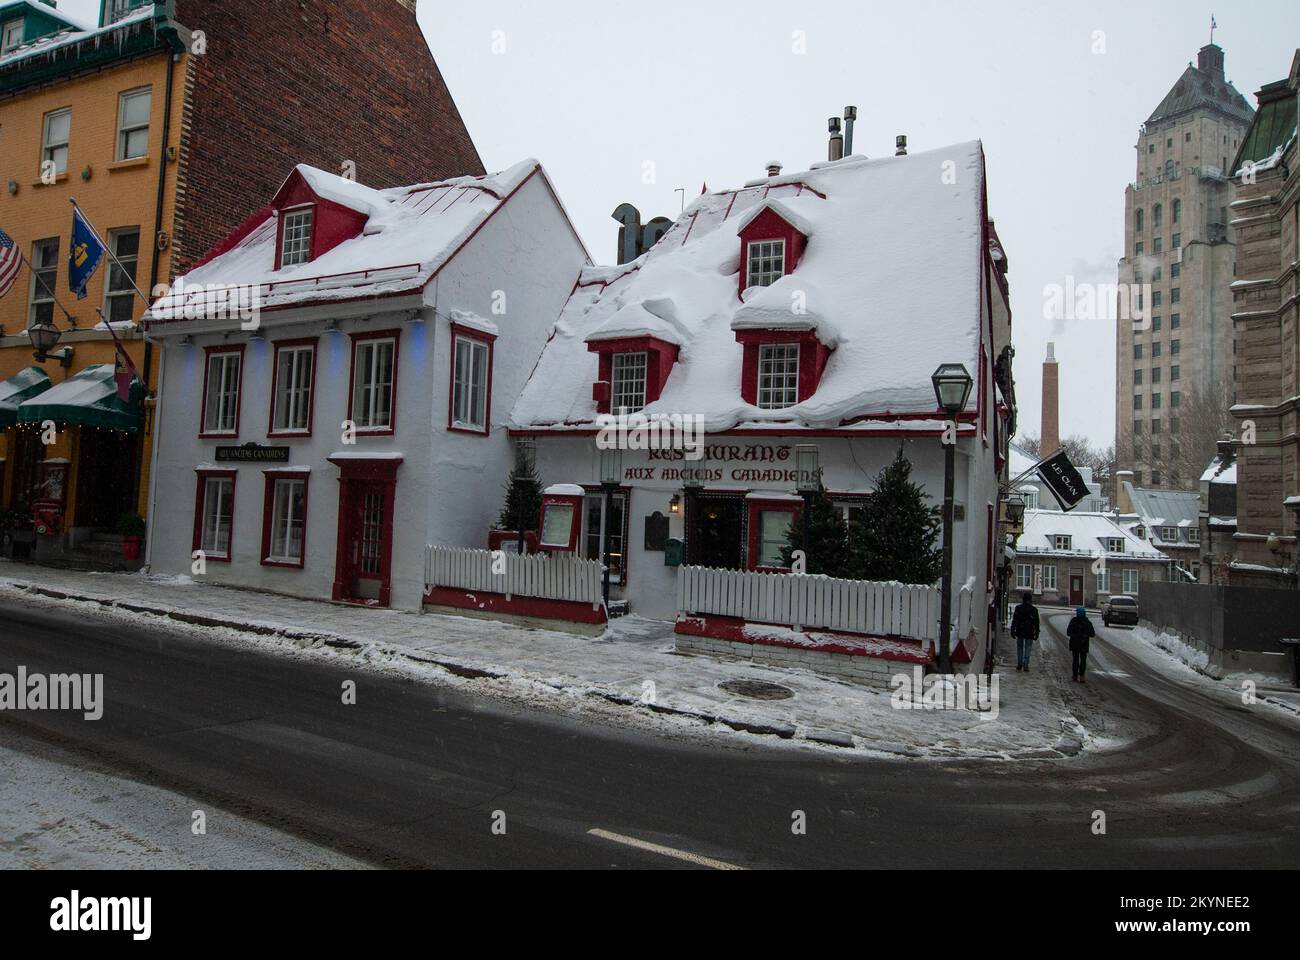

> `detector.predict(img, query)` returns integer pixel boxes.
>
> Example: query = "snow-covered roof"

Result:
[147,159,580,321]
[512,142,988,433]
[1124,483,1200,529]
[1201,457,1237,484]
[0,3,148,70]
[1017,510,1164,560]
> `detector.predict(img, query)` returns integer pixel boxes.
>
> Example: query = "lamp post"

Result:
[682,460,705,566]
[932,363,974,675]
[599,446,623,607]
[28,321,62,363]
[795,444,821,560]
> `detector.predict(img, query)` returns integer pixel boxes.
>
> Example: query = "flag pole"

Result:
[68,197,155,307]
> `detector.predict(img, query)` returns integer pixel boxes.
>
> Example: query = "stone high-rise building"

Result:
[1115,43,1254,490]
[1225,50,1300,586]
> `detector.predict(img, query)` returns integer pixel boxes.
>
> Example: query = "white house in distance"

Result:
[143,160,589,610]
[510,141,1015,670]
[1014,509,1167,609]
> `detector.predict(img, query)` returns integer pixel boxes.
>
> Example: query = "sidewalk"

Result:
[0,562,1092,760]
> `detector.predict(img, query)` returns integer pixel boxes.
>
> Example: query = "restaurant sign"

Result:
[215,443,291,464]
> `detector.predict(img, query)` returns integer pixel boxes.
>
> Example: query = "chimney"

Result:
[828,118,843,162]
[1197,43,1225,81]
[895,135,908,157]
[1041,342,1060,458]
[843,106,857,155]
[766,161,783,178]
[1115,471,1135,515]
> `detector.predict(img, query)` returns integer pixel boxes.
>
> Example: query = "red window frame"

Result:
[192,468,238,563]
[260,470,310,570]
[199,344,246,440]
[587,336,679,415]
[734,330,831,407]
[447,321,496,437]
[267,337,319,438]
[737,206,808,297]
[346,329,401,438]
[746,498,802,572]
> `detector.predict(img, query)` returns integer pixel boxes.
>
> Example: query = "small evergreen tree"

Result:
[499,445,543,533]
[779,484,851,578]
[851,448,942,585]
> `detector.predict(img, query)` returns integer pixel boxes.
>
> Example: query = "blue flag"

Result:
[69,207,106,301]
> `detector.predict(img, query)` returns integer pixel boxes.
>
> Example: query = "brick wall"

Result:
[170,0,482,273]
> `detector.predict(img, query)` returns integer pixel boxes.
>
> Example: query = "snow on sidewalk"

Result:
[0,562,1090,760]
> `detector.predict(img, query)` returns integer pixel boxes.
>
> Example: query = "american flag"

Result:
[0,229,22,300]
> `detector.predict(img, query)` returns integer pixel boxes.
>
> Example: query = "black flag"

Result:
[1037,450,1089,512]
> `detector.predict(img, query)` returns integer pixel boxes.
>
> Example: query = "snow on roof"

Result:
[1017,510,1164,560]
[730,275,841,346]
[0,3,147,70]
[586,297,691,347]
[1201,458,1237,484]
[734,197,816,238]
[512,141,987,433]
[147,159,556,320]
[1124,483,1200,528]
[448,309,499,338]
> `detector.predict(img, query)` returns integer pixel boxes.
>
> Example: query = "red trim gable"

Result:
[734,329,831,407]
[272,170,370,270]
[587,336,680,414]
[738,206,808,297]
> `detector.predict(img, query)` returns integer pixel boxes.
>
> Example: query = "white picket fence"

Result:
[425,546,604,610]
[677,566,944,642]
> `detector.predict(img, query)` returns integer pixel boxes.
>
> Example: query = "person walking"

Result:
[1067,606,1096,683]
[1010,592,1040,672]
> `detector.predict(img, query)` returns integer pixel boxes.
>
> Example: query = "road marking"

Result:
[587,828,744,870]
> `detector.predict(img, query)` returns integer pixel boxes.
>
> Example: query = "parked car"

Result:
[1102,595,1139,628]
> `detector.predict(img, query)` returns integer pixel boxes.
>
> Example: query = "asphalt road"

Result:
[2,597,1299,869]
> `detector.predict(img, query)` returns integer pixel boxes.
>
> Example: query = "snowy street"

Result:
[2,565,1299,868]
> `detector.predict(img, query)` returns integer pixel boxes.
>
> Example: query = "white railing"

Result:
[424,546,604,611]
[676,566,943,642]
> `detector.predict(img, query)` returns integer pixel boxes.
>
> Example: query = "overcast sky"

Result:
[64,1,1300,447]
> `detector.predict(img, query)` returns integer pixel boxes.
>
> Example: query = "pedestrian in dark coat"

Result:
[1009,592,1040,672]
[1067,606,1096,682]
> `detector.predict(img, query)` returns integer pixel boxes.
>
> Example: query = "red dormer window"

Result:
[588,337,679,415]
[270,168,370,270]
[735,330,831,408]
[736,202,809,297]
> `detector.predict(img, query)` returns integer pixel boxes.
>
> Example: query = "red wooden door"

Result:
[1069,575,1085,607]
[334,478,394,606]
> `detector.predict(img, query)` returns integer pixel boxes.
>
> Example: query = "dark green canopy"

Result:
[0,366,52,428]
[16,364,143,433]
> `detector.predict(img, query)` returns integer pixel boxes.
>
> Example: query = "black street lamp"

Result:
[599,446,623,607]
[28,321,62,363]
[932,363,974,675]
[795,444,821,559]
[1005,493,1027,527]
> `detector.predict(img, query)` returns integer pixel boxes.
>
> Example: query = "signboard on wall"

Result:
[216,444,290,464]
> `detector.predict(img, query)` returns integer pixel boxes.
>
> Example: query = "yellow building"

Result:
[0,0,184,554]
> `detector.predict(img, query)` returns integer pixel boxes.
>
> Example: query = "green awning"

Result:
[16,364,143,433]
[0,366,52,428]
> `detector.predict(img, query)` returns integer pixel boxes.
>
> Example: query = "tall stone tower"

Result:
[1041,343,1060,458]
[1115,43,1254,489]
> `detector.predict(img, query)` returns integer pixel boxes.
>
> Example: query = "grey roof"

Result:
[1147,63,1254,126]
[1124,483,1200,527]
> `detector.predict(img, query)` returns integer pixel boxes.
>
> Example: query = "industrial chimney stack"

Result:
[1041,342,1060,458]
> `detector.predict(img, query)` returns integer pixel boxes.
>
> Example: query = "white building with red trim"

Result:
[142,160,589,610]
[511,142,1015,668]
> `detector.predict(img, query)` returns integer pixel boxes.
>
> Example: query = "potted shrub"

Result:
[0,506,35,560]
[116,512,146,563]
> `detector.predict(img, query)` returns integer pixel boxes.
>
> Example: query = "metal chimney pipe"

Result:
[828,117,843,162]
[843,106,857,155]
[895,135,908,156]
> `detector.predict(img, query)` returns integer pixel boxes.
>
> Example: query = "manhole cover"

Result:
[718,679,795,701]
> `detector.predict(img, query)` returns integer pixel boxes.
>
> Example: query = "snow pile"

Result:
[512,142,986,433]
[1131,624,1211,675]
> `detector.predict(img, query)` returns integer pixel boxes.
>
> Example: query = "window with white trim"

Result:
[757,343,799,409]
[41,108,70,176]
[203,351,241,435]
[1053,535,1072,551]
[2,19,23,54]
[1016,563,1033,591]
[758,509,794,568]
[104,228,139,325]
[200,476,234,559]
[1042,565,1058,591]
[1187,527,1201,545]
[1159,526,1180,542]
[746,239,785,288]
[27,237,58,327]
[1122,568,1140,594]
[1096,566,1111,593]
[272,344,314,433]
[452,335,490,430]
[280,207,313,267]
[351,337,395,430]
[116,88,151,161]
[266,478,306,564]
[609,351,647,415]
[1105,538,1125,554]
